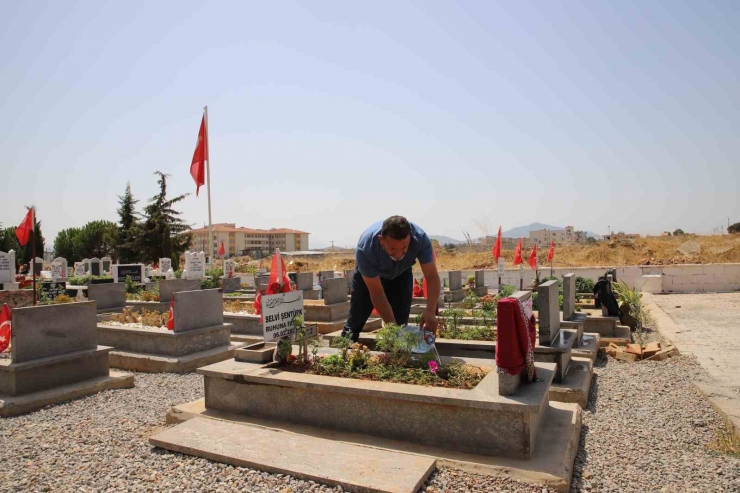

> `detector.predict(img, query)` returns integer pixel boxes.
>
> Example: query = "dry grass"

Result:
[708,417,740,456]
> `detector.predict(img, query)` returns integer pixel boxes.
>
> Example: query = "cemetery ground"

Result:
[0,298,739,491]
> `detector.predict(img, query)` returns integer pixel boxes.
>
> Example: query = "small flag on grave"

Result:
[166,298,174,330]
[528,244,538,270]
[513,238,523,265]
[218,241,225,257]
[0,303,11,352]
[492,226,502,262]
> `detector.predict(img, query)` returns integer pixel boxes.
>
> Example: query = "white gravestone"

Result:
[74,262,85,277]
[52,257,68,279]
[0,250,16,284]
[50,262,65,281]
[262,290,310,343]
[159,258,172,274]
[101,256,112,274]
[184,251,206,279]
[224,259,235,278]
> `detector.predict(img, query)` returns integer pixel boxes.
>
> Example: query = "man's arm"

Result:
[363,275,396,325]
[419,261,440,333]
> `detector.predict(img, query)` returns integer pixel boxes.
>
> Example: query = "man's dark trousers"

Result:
[341,267,413,342]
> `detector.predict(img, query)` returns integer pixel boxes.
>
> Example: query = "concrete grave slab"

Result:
[167,399,582,493]
[223,313,261,336]
[537,280,560,346]
[0,370,134,418]
[222,277,241,293]
[174,289,223,333]
[11,302,98,363]
[159,279,201,302]
[322,278,348,305]
[88,283,126,312]
[562,274,575,320]
[448,271,462,291]
[150,417,436,493]
[197,356,556,460]
[295,272,313,291]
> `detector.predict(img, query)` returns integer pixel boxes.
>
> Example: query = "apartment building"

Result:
[529,226,587,246]
[190,223,310,258]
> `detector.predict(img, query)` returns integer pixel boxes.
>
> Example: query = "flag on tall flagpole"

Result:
[492,226,502,262]
[528,244,538,270]
[190,115,208,196]
[547,240,555,262]
[16,208,34,246]
[513,238,523,265]
[218,241,225,257]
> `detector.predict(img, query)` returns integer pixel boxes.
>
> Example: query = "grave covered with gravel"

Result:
[1,354,740,492]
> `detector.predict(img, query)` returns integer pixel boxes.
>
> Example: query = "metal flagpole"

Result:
[204,106,214,265]
[31,207,36,306]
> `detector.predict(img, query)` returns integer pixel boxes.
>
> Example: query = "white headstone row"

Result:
[183,251,206,279]
[51,256,68,281]
[0,250,16,284]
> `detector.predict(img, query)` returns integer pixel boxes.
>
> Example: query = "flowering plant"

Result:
[428,360,439,375]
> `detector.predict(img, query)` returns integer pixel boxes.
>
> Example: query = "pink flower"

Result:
[428,360,438,375]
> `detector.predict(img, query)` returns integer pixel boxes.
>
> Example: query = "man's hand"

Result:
[419,308,438,334]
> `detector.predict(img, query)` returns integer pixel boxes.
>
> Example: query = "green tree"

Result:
[53,220,118,262]
[673,229,686,236]
[53,227,82,261]
[139,171,192,265]
[116,183,142,263]
[729,222,740,235]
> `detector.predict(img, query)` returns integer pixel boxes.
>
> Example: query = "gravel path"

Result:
[2,355,740,492]
[571,353,740,492]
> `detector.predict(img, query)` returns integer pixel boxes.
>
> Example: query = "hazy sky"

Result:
[2,1,738,249]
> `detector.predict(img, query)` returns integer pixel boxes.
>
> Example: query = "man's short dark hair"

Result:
[381,216,411,240]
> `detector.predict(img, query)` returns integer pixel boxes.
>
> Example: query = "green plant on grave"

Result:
[466,274,476,286]
[68,275,112,286]
[575,276,595,294]
[461,289,480,309]
[441,308,466,332]
[124,275,140,295]
[309,338,321,365]
[330,335,353,360]
[292,314,311,365]
[200,277,221,289]
[174,269,183,279]
[498,284,516,298]
[347,343,370,370]
[613,280,647,342]
[375,323,418,367]
[276,338,293,364]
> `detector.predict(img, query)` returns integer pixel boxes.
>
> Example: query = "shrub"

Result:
[498,284,516,297]
[375,323,418,367]
[575,276,595,294]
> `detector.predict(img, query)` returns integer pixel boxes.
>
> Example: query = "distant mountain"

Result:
[502,223,602,240]
[430,235,465,245]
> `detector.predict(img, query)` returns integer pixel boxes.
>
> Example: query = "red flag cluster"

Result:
[548,240,555,262]
[492,226,502,263]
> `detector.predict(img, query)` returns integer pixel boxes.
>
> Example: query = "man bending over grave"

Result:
[341,215,440,342]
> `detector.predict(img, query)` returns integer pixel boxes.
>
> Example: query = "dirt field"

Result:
[232,234,740,274]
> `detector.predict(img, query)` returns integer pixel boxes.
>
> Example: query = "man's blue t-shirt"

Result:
[355,221,434,280]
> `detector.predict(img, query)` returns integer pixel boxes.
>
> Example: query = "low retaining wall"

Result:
[223,313,261,336]
[449,263,740,294]
[97,324,230,357]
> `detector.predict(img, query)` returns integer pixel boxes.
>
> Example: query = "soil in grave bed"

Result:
[276,353,489,389]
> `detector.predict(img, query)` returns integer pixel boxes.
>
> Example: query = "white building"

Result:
[191,223,310,258]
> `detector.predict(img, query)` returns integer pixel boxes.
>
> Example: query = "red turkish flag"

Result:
[254,289,263,323]
[528,244,538,270]
[267,249,291,294]
[190,114,208,197]
[16,208,34,247]
[492,226,502,262]
[547,240,555,262]
[166,298,174,330]
[0,304,11,352]
[218,241,225,257]
[413,279,423,298]
[513,238,523,265]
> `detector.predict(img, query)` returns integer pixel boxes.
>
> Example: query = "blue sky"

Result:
[1,1,738,249]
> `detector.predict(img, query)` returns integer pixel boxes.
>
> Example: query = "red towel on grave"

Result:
[496,297,537,381]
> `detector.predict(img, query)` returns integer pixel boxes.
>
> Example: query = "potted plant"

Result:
[466,275,476,288]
